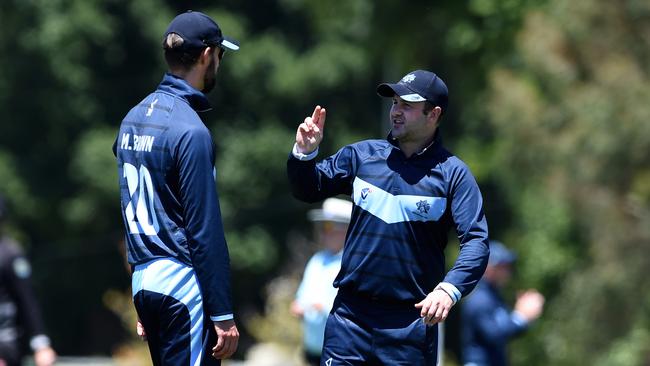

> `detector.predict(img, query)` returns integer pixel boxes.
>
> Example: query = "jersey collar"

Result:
[157,72,212,112]
[386,130,442,158]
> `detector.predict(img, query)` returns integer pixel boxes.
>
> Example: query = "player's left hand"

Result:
[136,319,147,341]
[212,319,239,359]
[290,300,305,318]
[415,289,454,325]
[33,346,56,366]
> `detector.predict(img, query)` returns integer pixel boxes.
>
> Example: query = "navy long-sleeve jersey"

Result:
[114,73,232,319]
[287,134,489,303]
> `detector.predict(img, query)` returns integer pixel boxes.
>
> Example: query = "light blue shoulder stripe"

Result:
[352,177,446,224]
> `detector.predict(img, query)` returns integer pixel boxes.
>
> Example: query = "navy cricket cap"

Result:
[377,70,449,112]
[164,10,240,52]
[488,241,517,266]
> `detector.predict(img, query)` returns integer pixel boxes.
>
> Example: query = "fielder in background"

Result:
[287,69,490,365]
[461,241,545,366]
[113,10,239,365]
[0,195,56,366]
[291,198,352,366]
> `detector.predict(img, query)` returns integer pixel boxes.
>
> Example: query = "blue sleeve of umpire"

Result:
[176,127,233,320]
[442,160,490,297]
[287,144,355,202]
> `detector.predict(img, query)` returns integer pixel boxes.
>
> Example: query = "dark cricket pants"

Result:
[132,258,220,366]
[321,291,438,366]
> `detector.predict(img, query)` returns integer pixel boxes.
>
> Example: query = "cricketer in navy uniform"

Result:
[113,11,239,366]
[461,242,544,366]
[287,70,490,365]
[0,196,56,366]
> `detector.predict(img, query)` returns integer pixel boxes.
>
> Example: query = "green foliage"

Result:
[512,189,574,288]
[485,0,650,364]
[217,124,295,212]
[0,151,37,220]
[228,226,278,273]
[594,322,650,366]
[64,128,118,232]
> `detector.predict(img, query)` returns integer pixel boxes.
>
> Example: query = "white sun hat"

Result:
[307,198,353,224]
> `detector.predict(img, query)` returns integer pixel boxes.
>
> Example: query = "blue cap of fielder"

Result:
[308,198,353,224]
[377,70,449,112]
[488,240,517,266]
[164,10,240,51]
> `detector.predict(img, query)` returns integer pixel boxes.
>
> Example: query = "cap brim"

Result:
[307,209,350,223]
[376,83,426,102]
[220,37,239,51]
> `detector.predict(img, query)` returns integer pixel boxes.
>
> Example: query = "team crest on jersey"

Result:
[401,74,416,83]
[415,200,431,215]
[360,187,372,200]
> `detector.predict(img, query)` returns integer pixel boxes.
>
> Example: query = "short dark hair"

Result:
[423,101,435,115]
[163,33,205,70]
[423,101,446,120]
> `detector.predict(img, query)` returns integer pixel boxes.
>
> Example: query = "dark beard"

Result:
[202,54,217,93]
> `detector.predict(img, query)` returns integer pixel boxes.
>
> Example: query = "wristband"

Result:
[434,282,461,305]
[292,143,319,161]
[30,335,51,351]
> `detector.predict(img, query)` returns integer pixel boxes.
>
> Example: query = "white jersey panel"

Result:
[352,177,446,224]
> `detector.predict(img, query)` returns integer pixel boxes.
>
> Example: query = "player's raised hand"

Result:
[514,290,545,321]
[212,319,239,359]
[295,105,326,154]
[34,346,57,366]
[415,289,454,325]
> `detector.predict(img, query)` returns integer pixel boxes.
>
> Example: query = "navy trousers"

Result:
[134,290,219,366]
[321,294,438,365]
[132,258,220,366]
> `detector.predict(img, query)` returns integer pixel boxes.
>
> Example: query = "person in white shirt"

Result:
[291,198,352,365]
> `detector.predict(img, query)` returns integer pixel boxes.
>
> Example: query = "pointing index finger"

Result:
[319,107,326,129]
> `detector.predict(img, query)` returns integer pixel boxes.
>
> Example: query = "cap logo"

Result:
[401,74,416,83]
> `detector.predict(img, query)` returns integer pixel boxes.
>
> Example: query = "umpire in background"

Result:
[0,195,56,366]
[287,70,490,365]
[291,198,352,365]
[461,241,545,366]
